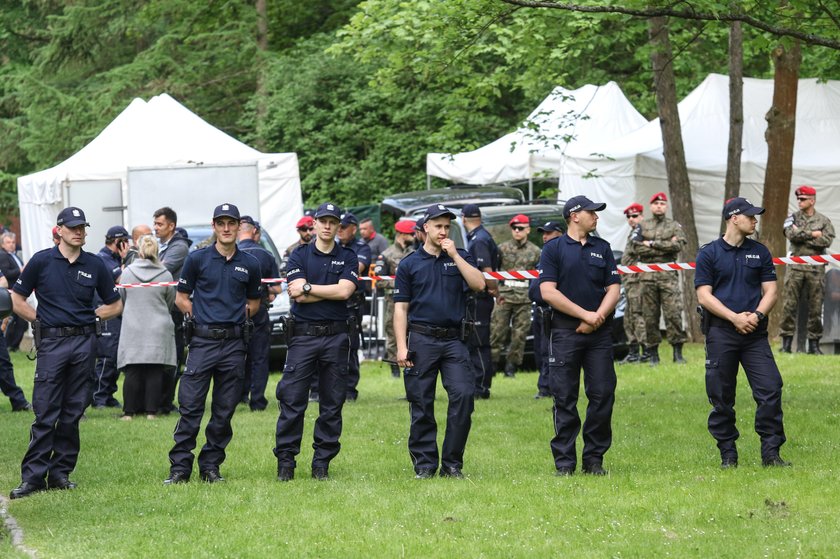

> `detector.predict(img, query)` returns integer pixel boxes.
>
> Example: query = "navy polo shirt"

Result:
[466,225,499,270]
[286,240,359,322]
[239,239,280,286]
[343,239,372,272]
[13,246,120,328]
[695,237,776,313]
[394,246,477,328]
[97,246,122,281]
[178,245,262,326]
[539,234,619,326]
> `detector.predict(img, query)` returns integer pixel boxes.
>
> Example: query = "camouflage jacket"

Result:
[280,240,308,278]
[374,241,414,291]
[621,227,643,285]
[784,210,835,264]
[498,239,541,304]
[633,214,687,265]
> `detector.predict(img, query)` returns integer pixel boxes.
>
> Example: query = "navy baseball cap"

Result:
[56,207,90,228]
[461,204,481,218]
[340,212,359,227]
[240,215,257,227]
[424,204,457,221]
[563,196,607,219]
[213,203,240,221]
[537,221,564,233]
[414,216,426,232]
[313,202,342,220]
[723,197,765,219]
[105,225,129,240]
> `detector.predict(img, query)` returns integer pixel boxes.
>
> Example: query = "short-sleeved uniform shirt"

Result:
[14,246,120,328]
[529,238,562,307]
[97,246,123,281]
[394,246,477,328]
[239,238,280,307]
[694,237,776,313]
[177,244,262,326]
[342,239,372,273]
[538,234,620,327]
[466,225,499,271]
[286,241,359,322]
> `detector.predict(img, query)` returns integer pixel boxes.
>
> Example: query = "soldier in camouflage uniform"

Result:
[779,185,835,354]
[374,219,416,377]
[280,216,315,276]
[490,214,542,377]
[619,203,647,364]
[633,192,687,365]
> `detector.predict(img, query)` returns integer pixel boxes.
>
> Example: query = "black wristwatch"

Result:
[755,311,766,321]
[302,283,312,295]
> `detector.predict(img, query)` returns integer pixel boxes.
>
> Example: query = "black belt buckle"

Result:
[311,325,330,336]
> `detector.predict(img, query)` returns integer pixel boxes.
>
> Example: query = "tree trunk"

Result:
[648,16,702,342]
[761,40,801,339]
[254,0,269,151]
[721,19,744,235]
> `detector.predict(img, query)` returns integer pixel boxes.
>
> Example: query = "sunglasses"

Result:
[796,197,811,201]
[298,227,314,232]
[626,214,640,219]
[511,226,528,232]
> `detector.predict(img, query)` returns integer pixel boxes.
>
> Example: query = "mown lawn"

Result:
[1,345,838,558]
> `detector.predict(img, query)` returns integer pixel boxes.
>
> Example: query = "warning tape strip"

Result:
[114,253,837,287]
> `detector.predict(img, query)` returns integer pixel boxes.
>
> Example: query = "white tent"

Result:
[426,82,648,188]
[18,93,302,260]
[561,73,840,249]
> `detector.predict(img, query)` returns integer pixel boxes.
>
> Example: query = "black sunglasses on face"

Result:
[511,226,528,232]
[298,227,314,232]
[796,197,810,202]
[626,214,640,219]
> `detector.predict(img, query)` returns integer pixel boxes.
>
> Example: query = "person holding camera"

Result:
[394,204,486,479]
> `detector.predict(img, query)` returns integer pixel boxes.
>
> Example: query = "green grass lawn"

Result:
[1,345,839,558]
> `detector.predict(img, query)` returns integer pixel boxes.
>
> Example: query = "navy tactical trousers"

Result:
[242,310,271,410]
[467,295,494,393]
[404,332,475,473]
[0,333,27,409]
[92,317,121,407]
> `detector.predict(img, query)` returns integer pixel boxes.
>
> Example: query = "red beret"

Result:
[795,185,816,197]
[650,192,668,203]
[394,220,415,234]
[623,203,644,216]
[296,216,314,228]
[509,214,530,226]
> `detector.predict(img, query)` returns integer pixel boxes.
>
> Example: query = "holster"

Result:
[183,314,195,347]
[697,305,710,335]
[460,318,475,342]
[242,317,254,348]
[540,306,553,335]
[348,314,359,338]
[95,316,102,337]
[280,315,294,345]
[32,319,41,350]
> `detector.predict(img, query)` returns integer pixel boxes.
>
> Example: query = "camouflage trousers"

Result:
[489,300,532,367]
[641,272,686,346]
[779,266,825,339]
[623,279,646,345]
[384,294,397,361]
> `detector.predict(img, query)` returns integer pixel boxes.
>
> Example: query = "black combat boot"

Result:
[672,343,686,364]
[780,336,793,353]
[390,363,401,378]
[647,345,660,366]
[808,339,823,355]
[503,363,516,378]
[619,343,640,364]
[639,346,651,362]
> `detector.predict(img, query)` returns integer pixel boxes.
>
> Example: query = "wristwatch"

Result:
[302,283,312,295]
[755,311,766,321]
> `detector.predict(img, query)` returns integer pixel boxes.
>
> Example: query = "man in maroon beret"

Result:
[619,203,647,364]
[779,186,835,354]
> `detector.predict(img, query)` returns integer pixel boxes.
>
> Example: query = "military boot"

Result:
[390,363,401,378]
[619,343,640,365]
[503,363,516,378]
[639,347,651,362]
[672,343,686,364]
[780,336,793,353]
[647,345,660,366]
[808,339,824,355]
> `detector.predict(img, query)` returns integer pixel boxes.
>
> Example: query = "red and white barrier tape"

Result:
[114,253,838,287]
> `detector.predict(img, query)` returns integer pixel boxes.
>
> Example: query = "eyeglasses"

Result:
[626,214,640,219]
[511,226,528,232]
[796,197,811,202]
[298,227,314,232]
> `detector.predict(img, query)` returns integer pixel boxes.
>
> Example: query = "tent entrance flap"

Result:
[64,179,124,244]
[127,163,259,229]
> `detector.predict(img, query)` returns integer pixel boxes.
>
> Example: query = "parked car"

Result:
[180,224,289,370]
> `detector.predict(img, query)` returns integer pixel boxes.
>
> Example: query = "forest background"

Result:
[2,0,840,218]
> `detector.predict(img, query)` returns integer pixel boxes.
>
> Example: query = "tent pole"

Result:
[528,177,533,201]
[426,174,431,190]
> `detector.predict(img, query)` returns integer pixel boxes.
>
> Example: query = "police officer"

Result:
[337,212,371,402]
[394,204,486,479]
[634,192,687,365]
[490,214,542,378]
[0,272,30,412]
[695,197,789,468]
[530,221,564,399]
[540,196,620,476]
[620,203,648,364]
[274,202,358,481]
[9,207,123,499]
[92,225,129,409]
[779,185,835,354]
[238,216,280,411]
[165,203,262,485]
[461,204,499,399]
[374,219,416,377]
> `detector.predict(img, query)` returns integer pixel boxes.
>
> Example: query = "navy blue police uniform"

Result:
[91,226,127,408]
[539,215,619,473]
[463,205,499,398]
[0,270,30,411]
[237,220,280,411]
[695,204,786,466]
[167,205,262,482]
[12,208,119,494]
[274,203,358,479]
[339,215,371,401]
[528,251,551,399]
[394,205,478,476]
